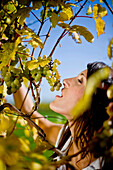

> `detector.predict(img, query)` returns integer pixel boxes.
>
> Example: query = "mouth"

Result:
[56,88,64,98]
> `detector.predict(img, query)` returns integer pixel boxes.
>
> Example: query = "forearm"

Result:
[13,83,35,114]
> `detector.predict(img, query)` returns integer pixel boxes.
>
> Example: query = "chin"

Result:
[49,101,70,118]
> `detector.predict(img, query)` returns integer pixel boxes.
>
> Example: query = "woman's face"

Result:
[50,70,87,119]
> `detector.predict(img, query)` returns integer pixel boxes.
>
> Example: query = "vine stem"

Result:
[31,0,47,59]
[38,26,52,58]
[49,0,88,57]
[31,11,41,23]
[103,0,113,14]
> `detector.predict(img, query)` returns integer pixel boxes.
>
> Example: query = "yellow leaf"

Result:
[23,77,29,87]
[93,4,99,18]
[108,38,113,59]
[100,0,103,3]
[62,6,73,20]
[25,60,40,70]
[0,160,6,170]
[59,6,73,21]
[95,17,105,37]
[86,5,92,15]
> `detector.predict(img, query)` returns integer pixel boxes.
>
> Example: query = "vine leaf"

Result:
[12,7,32,26]
[0,37,21,70]
[108,38,113,59]
[95,17,105,37]
[71,25,94,43]
[59,6,73,21]
[50,12,59,28]
[93,4,107,37]
[25,59,50,70]
[16,27,43,48]
[86,5,92,15]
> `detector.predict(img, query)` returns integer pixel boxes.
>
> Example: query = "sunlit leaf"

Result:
[99,7,107,18]
[25,59,50,70]
[12,7,32,26]
[108,38,113,59]
[69,31,81,43]
[86,5,92,15]
[93,4,107,18]
[59,6,73,21]
[71,25,94,43]
[0,37,21,70]
[0,160,6,170]
[93,4,99,18]
[100,0,103,3]
[25,60,40,70]
[95,17,105,37]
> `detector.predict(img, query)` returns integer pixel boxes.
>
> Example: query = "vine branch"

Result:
[103,0,113,14]
[49,0,88,57]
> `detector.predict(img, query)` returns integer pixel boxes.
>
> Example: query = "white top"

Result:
[82,157,103,170]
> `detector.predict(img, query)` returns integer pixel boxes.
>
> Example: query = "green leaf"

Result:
[98,7,107,18]
[25,60,40,70]
[4,2,17,14]
[25,59,50,70]
[12,7,32,26]
[16,27,43,48]
[29,37,43,48]
[0,37,21,70]
[108,38,113,59]
[71,25,94,43]
[58,23,70,29]
[32,1,42,10]
[50,12,59,28]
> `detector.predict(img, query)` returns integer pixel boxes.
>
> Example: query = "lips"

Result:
[56,88,64,98]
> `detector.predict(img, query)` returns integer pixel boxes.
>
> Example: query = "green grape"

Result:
[51,76,56,83]
[54,59,61,65]
[56,85,60,91]
[6,81,11,87]
[47,70,52,76]
[11,86,17,93]
[13,79,19,86]
[46,75,49,80]
[57,82,62,88]
[50,86,55,92]
[35,73,41,82]
[1,66,8,77]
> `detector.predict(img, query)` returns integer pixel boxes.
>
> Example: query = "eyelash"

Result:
[78,78,83,84]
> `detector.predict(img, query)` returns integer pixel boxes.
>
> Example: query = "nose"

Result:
[63,78,73,88]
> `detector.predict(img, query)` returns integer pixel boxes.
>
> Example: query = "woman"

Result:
[13,62,113,169]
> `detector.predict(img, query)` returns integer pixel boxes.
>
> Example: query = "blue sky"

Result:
[7,0,113,103]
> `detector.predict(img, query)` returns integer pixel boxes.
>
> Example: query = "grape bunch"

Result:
[1,66,23,95]
[30,56,62,92]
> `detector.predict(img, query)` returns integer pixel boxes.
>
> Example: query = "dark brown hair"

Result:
[73,62,113,161]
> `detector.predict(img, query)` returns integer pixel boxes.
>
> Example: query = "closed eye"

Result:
[77,78,83,84]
